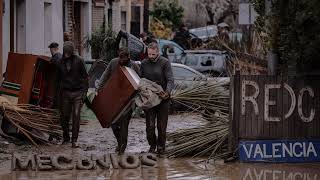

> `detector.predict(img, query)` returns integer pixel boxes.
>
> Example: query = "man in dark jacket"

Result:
[48,42,63,108]
[140,42,174,155]
[49,42,62,62]
[48,42,63,141]
[172,24,191,50]
[51,41,88,148]
[96,47,140,154]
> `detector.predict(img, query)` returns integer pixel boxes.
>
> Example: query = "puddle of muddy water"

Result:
[1,115,320,179]
[1,158,320,180]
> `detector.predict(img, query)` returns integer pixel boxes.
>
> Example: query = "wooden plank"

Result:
[303,77,311,137]
[288,77,296,138]
[233,71,241,146]
[245,75,250,139]
[302,76,318,138]
[264,76,271,138]
[293,78,304,138]
[273,75,282,138]
[257,75,265,138]
[228,73,235,151]
[281,76,289,138]
[239,75,246,139]
[250,75,257,138]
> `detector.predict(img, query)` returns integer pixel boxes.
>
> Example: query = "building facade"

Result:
[2,0,64,75]
[63,0,92,58]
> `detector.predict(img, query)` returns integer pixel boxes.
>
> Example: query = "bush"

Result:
[150,0,184,31]
[252,0,320,75]
[84,23,118,62]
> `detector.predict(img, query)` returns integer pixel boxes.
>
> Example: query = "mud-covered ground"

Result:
[0,114,320,180]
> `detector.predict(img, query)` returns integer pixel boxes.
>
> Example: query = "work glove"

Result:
[159,91,170,100]
[87,88,98,103]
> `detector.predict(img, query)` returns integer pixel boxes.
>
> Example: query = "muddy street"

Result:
[0,114,320,179]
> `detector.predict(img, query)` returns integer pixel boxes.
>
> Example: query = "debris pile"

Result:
[0,96,62,145]
[168,79,234,159]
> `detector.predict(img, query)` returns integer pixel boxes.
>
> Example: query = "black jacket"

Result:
[52,55,88,92]
[140,56,174,93]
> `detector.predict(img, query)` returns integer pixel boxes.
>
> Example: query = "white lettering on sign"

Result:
[241,80,259,115]
[240,80,316,123]
[284,83,296,119]
[243,142,317,159]
[298,87,315,123]
[272,143,281,158]
[264,84,281,122]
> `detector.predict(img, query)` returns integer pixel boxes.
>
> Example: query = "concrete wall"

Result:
[25,0,64,56]
[2,0,64,73]
[106,0,131,33]
[2,0,10,74]
[80,0,92,59]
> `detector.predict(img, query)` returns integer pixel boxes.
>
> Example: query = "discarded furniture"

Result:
[91,66,140,128]
[0,52,59,136]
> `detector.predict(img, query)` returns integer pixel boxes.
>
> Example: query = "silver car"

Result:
[180,50,228,76]
[171,63,229,88]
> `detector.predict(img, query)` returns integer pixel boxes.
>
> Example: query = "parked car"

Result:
[181,50,228,76]
[189,25,243,43]
[171,63,229,88]
[132,61,228,88]
[156,39,185,63]
[170,63,229,112]
[189,25,218,42]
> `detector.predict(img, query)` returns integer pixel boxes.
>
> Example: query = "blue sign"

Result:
[239,139,320,162]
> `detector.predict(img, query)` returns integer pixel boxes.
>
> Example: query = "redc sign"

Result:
[241,80,316,123]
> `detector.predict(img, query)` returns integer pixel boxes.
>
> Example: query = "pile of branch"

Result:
[0,97,62,146]
[168,79,233,159]
[171,79,230,119]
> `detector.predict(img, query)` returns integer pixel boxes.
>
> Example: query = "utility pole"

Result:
[143,0,149,32]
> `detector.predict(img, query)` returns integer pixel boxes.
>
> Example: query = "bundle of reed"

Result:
[171,79,230,120]
[0,96,62,145]
[167,115,232,159]
[168,79,233,159]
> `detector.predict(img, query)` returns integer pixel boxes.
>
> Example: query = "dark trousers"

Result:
[145,100,169,151]
[111,109,133,153]
[60,90,84,142]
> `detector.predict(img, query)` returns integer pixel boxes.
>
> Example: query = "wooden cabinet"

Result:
[0,52,58,107]
[91,66,140,128]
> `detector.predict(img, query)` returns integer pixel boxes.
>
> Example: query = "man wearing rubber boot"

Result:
[96,47,140,154]
[140,42,174,155]
[51,41,88,148]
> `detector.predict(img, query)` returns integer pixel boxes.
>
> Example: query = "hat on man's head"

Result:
[63,41,75,55]
[48,42,59,48]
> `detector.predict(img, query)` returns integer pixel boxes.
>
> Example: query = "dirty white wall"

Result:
[1,0,64,73]
[78,0,92,59]
[26,0,63,56]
